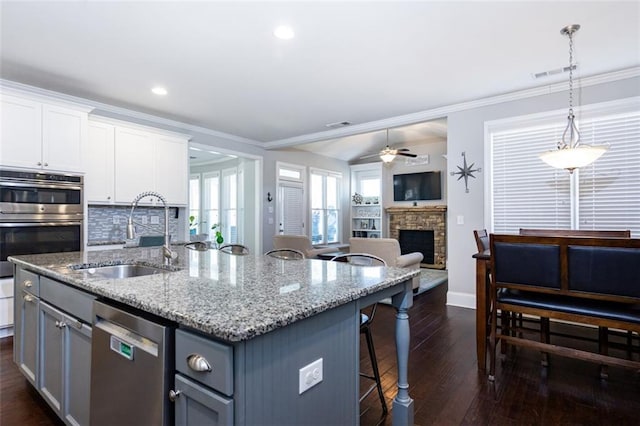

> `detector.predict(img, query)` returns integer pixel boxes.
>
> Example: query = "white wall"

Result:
[446,76,640,309]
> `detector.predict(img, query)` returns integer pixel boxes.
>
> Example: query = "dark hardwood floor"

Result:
[2,282,639,426]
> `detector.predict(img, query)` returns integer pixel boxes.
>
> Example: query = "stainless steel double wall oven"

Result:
[0,169,83,278]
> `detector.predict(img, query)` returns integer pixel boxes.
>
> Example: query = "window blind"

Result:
[490,102,640,237]
[492,123,571,233]
[578,111,640,236]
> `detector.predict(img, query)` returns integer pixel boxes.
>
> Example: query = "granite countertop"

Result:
[9,246,418,342]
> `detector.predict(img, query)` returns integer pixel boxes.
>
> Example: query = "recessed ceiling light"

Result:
[273,25,295,40]
[151,87,168,96]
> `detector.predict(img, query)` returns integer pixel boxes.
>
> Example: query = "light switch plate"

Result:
[150,216,160,225]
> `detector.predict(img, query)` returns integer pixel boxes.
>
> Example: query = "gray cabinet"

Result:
[174,374,233,426]
[173,329,233,426]
[39,301,92,426]
[13,268,39,386]
[13,267,93,426]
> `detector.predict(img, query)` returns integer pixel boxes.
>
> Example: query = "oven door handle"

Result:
[0,181,83,191]
[0,221,83,227]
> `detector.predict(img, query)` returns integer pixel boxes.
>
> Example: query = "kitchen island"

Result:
[10,245,418,425]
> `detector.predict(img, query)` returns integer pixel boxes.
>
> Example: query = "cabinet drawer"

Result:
[0,278,13,298]
[40,277,96,324]
[0,298,13,328]
[16,269,39,296]
[176,329,233,396]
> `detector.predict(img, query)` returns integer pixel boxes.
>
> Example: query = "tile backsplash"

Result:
[88,205,182,243]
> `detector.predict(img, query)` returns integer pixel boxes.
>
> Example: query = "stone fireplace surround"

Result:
[386,206,447,269]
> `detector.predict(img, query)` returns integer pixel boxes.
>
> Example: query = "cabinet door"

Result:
[114,126,155,203]
[42,104,87,172]
[14,290,39,386]
[156,135,188,206]
[86,121,115,203]
[174,374,233,426]
[63,313,92,426]
[0,94,42,169]
[39,302,64,415]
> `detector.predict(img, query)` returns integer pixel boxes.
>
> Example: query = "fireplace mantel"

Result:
[385,206,447,214]
[386,205,447,269]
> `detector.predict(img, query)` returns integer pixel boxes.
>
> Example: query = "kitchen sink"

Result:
[76,264,171,279]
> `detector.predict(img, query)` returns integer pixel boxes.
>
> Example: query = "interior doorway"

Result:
[189,143,262,254]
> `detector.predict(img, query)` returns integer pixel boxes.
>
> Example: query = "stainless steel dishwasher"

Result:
[90,300,174,426]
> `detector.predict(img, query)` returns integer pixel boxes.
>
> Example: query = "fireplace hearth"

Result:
[386,206,447,269]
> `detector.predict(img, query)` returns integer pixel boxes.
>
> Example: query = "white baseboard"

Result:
[446,291,475,309]
[0,326,14,339]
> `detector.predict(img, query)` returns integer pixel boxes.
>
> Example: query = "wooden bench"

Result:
[488,234,640,381]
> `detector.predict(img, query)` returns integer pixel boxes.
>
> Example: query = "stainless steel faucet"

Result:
[126,191,177,265]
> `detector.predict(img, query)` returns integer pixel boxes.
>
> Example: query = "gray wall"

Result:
[445,76,640,308]
[261,148,352,252]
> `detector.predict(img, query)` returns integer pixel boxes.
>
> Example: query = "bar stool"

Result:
[330,253,388,417]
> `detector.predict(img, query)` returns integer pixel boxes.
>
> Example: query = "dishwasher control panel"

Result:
[110,335,134,360]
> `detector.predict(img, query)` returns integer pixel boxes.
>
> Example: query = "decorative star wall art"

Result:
[450,152,481,193]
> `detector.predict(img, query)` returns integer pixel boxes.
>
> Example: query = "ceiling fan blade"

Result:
[397,152,418,158]
[359,153,381,159]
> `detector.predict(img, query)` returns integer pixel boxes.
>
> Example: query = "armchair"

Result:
[349,237,423,290]
[272,235,337,259]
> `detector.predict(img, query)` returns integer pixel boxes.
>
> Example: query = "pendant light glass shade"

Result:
[539,24,608,173]
[539,144,608,172]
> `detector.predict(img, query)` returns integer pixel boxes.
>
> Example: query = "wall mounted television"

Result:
[393,171,442,201]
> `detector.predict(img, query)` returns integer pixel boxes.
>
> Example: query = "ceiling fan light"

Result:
[380,152,396,163]
[539,145,608,172]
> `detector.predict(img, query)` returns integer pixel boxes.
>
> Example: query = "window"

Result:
[203,172,220,237]
[276,162,306,235]
[488,98,640,237]
[189,175,200,235]
[222,168,238,243]
[310,168,341,244]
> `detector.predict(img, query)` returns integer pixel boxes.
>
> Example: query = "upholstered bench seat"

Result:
[499,289,640,324]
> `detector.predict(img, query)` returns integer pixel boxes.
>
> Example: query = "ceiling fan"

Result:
[360,129,418,163]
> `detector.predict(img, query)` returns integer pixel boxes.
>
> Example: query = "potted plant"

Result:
[211,223,224,248]
[189,215,198,236]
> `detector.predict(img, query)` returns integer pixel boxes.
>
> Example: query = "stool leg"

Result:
[599,326,609,379]
[364,325,388,416]
[540,317,550,367]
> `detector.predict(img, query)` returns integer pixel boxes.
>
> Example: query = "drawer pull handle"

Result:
[24,280,32,288]
[168,390,181,402]
[186,354,212,372]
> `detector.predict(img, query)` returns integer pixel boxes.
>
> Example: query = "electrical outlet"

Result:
[150,216,160,225]
[141,216,148,225]
[299,358,323,394]
[112,216,120,225]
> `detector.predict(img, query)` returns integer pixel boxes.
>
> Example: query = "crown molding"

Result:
[0,78,262,147]
[264,66,640,149]
[2,66,638,151]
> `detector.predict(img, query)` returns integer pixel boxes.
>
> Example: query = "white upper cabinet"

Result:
[85,121,115,203]
[0,93,88,172]
[114,126,156,203]
[86,118,189,206]
[155,135,188,206]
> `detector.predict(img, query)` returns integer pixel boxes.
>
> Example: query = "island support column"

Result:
[391,281,414,426]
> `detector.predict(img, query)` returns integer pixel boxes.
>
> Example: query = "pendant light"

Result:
[539,24,608,173]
